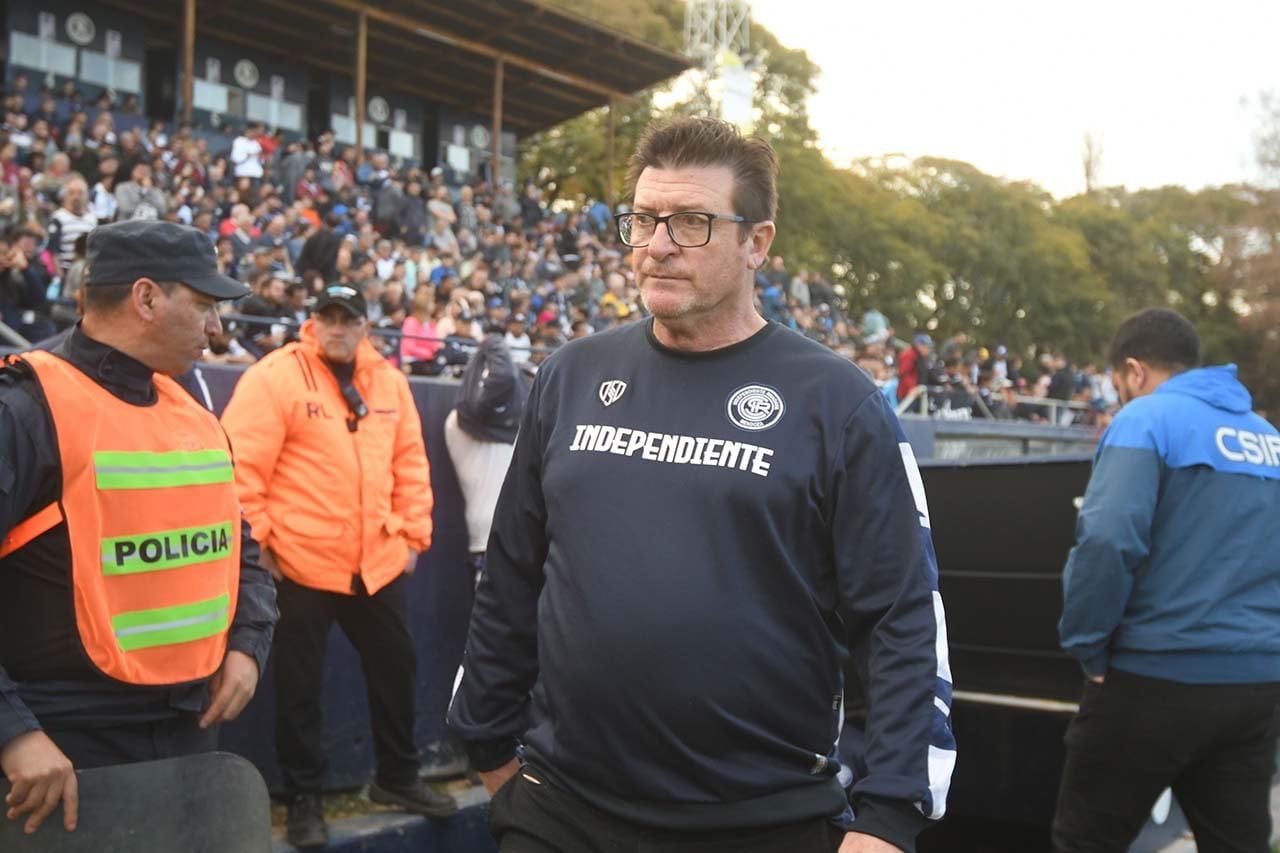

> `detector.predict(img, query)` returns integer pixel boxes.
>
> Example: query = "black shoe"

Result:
[368,778,459,818]
[286,793,329,849]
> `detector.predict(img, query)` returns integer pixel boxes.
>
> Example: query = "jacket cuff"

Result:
[461,736,519,773]
[0,695,41,752]
[1081,651,1109,678]
[227,628,274,681]
[849,795,927,853]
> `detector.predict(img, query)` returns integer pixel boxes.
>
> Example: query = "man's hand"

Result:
[478,757,519,796]
[403,548,420,577]
[1088,675,1105,684]
[839,832,904,853]
[199,651,260,730]
[259,548,283,582]
[1,730,78,834]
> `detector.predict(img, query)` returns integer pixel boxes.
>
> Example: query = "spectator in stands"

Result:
[456,184,479,234]
[279,141,309,204]
[48,177,96,275]
[114,162,167,221]
[284,281,310,327]
[295,212,343,282]
[1048,353,1076,425]
[427,216,459,257]
[237,272,289,356]
[33,152,73,206]
[0,228,52,341]
[493,181,519,223]
[225,203,258,263]
[201,318,256,365]
[504,313,531,363]
[896,333,934,409]
[401,285,441,374]
[399,179,428,247]
[230,122,264,182]
[358,151,391,190]
[940,331,968,363]
[374,175,404,238]
[519,182,544,226]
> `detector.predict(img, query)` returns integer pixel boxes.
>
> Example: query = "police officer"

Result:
[0,220,278,835]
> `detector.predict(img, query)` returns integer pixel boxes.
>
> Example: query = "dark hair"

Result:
[627,117,778,225]
[1108,308,1200,372]
[84,280,179,313]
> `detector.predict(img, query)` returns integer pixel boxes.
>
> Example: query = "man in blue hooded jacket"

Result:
[1053,308,1280,852]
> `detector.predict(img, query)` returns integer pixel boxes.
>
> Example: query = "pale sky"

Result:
[744,0,1280,198]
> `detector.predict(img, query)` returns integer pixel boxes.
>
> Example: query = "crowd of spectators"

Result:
[1,74,1116,427]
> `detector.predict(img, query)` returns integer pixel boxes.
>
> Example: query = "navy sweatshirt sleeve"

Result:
[832,391,956,849]
[448,370,547,771]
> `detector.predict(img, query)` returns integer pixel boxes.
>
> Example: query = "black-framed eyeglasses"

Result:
[613,211,754,248]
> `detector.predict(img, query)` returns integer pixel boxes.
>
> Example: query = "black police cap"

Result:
[86,220,250,300]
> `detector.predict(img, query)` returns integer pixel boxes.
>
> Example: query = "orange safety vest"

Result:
[0,350,241,686]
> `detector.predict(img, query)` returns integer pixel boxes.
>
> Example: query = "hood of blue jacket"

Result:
[1155,364,1252,414]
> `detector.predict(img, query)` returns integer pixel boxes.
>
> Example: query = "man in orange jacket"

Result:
[221,284,456,848]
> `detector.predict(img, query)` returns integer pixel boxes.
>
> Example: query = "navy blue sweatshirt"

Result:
[449,320,955,852]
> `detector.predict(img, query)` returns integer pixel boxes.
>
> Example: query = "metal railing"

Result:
[894,384,993,419]
[895,384,1097,424]
[0,321,31,349]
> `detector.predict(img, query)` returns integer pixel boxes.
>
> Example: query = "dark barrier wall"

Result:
[203,364,472,790]
[202,363,1097,815]
[922,455,1093,704]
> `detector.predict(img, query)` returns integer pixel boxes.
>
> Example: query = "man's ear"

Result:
[749,221,776,271]
[1122,357,1145,391]
[131,278,163,322]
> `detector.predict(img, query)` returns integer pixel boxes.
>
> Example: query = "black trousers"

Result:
[490,766,846,853]
[1052,669,1280,853]
[46,716,216,771]
[274,574,419,792]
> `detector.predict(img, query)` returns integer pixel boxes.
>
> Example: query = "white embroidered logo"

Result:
[726,384,785,432]
[598,380,627,407]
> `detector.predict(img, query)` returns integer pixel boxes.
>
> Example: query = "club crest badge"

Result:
[598,380,627,407]
[726,384,785,432]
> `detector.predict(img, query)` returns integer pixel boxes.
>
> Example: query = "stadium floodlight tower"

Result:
[683,0,754,131]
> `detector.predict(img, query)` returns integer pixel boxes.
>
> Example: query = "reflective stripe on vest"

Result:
[102,522,234,576]
[94,449,234,490]
[112,593,230,652]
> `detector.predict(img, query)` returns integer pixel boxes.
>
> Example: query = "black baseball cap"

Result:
[314,284,367,319]
[86,220,249,299]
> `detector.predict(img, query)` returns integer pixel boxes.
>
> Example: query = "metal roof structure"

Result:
[95,0,691,133]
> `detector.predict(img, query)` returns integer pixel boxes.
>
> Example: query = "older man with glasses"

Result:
[221,284,456,848]
[450,117,955,853]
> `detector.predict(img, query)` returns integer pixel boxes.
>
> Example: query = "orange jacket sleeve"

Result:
[220,362,290,549]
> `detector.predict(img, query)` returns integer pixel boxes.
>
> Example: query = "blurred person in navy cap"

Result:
[484,296,508,334]
[0,220,277,836]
